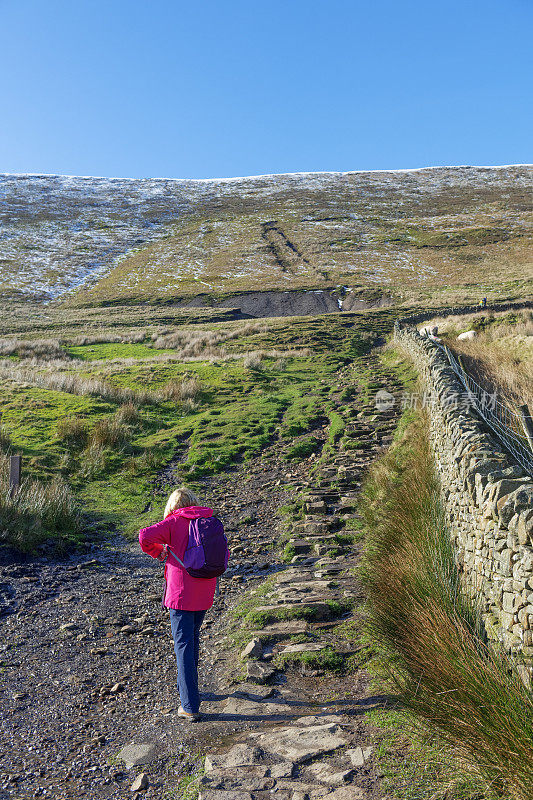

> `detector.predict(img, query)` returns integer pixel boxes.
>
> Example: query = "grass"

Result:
[279,394,325,437]
[0,452,80,551]
[275,646,345,673]
[359,409,533,800]
[426,308,533,410]
[284,435,322,461]
[369,708,504,800]
[0,315,365,546]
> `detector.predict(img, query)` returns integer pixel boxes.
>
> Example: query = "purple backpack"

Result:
[169,516,229,578]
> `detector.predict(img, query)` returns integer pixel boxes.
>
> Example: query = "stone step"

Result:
[254,602,339,621]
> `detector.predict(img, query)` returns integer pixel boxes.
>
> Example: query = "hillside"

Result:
[1,166,532,312]
[0,167,532,800]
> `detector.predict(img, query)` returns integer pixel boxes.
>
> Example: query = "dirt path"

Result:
[0,352,402,800]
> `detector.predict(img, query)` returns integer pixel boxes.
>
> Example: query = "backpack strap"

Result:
[164,543,186,569]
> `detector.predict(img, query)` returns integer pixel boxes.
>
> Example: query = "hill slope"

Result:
[1,166,532,308]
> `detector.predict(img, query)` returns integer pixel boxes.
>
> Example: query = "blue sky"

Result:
[0,0,531,178]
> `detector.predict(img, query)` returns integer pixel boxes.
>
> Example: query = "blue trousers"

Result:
[168,609,206,714]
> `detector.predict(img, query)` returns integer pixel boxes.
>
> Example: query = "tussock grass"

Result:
[70,331,148,346]
[162,375,202,404]
[0,425,12,452]
[90,417,130,449]
[0,361,156,405]
[360,412,533,800]
[284,435,322,461]
[78,442,107,480]
[115,401,141,425]
[243,351,264,370]
[0,338,70,360]
[452,340,533,411]
[152,322,270,357]
[429,308,533,408]
[0,453,80,550]
[56,416,89,449]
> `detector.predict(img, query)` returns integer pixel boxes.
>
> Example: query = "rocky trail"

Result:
[0,353,403,800]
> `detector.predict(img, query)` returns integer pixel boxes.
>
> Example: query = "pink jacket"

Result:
[139,506,217,611]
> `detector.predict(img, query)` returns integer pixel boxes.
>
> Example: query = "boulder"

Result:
[118,742,160,768]
[241,638,263,659]
[246,661,276,684]
[130,772,149,792]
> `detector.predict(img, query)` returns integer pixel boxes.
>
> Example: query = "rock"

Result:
[288,539,312,554]
[120,625,136,635]
[254,723,348,763]
[201,767,273,791]
[251,621,309,640]
[110,683,125,694]
[274,779,329,797]
[296,715,344,726]
[201,766,269,785]
[130,772,149,792]
[345,746,373,767]
[223,698,288,716]
[205,744,264,772]
[278,643,328,654]
[199,792,252,800]
[307,762,354,784]
[254,601,334,620]
[246,661,276,684]
[118,742,160,768]
[267,762,295,778]
[241,638,263,659]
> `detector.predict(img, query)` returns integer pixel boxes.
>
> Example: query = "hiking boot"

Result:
[177,706,201,722]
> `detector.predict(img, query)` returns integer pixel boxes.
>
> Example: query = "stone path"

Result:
[189,355,402,800]
[0,352,402,799]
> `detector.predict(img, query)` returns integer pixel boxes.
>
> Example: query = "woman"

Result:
[139,487,217,722]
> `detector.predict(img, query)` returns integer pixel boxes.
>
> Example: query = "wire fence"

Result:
[393,322,533,476]
[440,344,533,476]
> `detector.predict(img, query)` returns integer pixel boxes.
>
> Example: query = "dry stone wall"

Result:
[394,324,533,683]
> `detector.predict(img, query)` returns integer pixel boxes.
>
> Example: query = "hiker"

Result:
[139,487,228,721]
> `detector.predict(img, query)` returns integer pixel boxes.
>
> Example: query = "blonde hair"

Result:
[164,486,200,518]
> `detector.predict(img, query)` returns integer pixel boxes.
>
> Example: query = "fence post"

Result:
[9,455,21,498]
[518,405,533,452]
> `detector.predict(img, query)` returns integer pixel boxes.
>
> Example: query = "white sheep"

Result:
[457,330,476,341]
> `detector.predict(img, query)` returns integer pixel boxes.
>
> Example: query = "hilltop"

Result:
[1,165,532,313]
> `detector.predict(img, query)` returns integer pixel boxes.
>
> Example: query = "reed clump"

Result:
[360,412,533,800]
[0,454,80,550]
